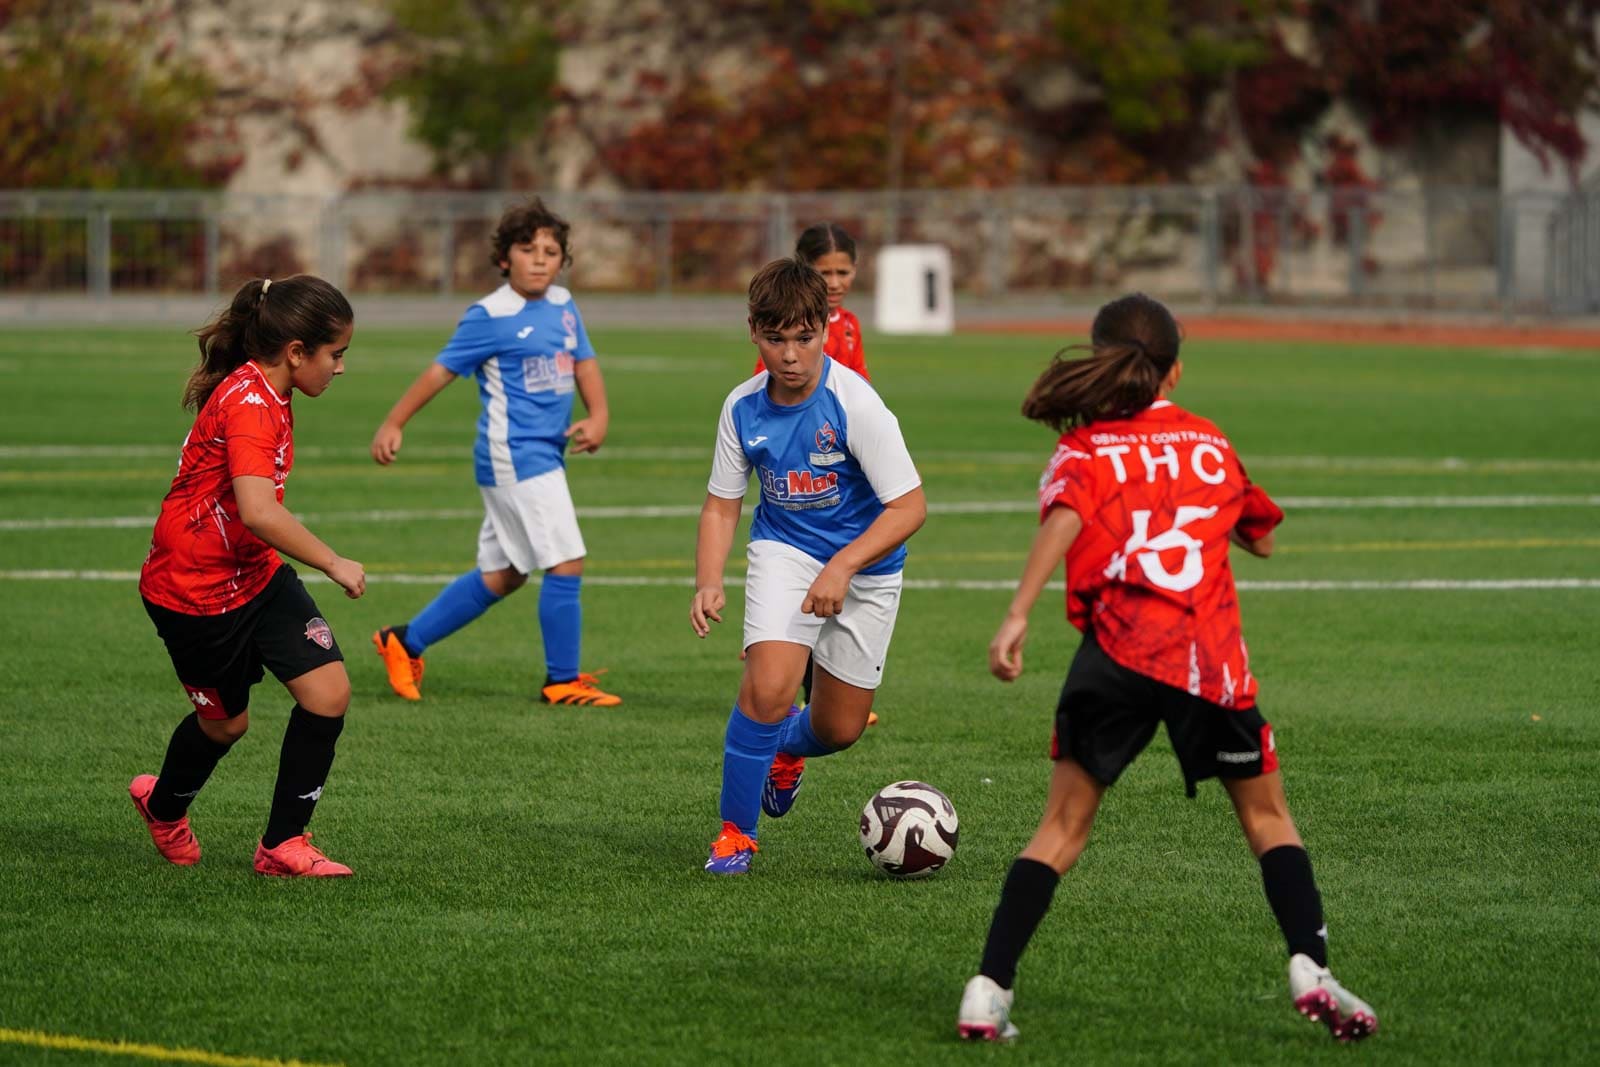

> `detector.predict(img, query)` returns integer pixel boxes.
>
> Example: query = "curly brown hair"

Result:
[490,197,572,276]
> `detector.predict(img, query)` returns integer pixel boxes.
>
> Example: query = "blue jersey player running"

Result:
[690,258,926,874]
[370,198,621,707]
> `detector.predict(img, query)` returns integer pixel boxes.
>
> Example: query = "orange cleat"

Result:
[541,670,621,707]
[372,626,423,701]
[129,774,201,866]
[253,833,352,877]
[866,711,879,727]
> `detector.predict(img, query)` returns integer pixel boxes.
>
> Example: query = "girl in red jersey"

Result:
[955,294,1377,1044]
[131,275,364,878]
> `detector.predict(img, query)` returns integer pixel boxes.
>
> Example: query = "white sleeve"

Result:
[706,394,751,499]
[844,388,921,504]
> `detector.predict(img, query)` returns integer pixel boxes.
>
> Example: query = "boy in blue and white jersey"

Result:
[690,258,926,874]
[369,198,621,707]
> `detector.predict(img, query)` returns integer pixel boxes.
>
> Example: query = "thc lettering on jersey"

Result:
[1095,442,1229,485]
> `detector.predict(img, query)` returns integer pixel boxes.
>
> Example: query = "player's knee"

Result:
[744,690,795,723]
[203,713,249,744]
[811,714,864,750]
[485,568,528,596]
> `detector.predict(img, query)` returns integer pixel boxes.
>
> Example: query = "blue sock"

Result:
[405,569,502,654]
[539,573,583,683]
[719,706,783,838]
[778,705,837,758]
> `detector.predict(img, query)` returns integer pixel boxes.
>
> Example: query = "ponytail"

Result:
[185,275,353,411]
[1020,293,1182,431]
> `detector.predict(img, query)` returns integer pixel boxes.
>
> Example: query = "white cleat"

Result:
[957,974,1020,1042]
[1289,953,1378,1042]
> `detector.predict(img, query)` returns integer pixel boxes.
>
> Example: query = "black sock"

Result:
[262,705,344,849]
[149,712,234,821]
[978,858,1061,990]
[801,654,814,705]
[1259,844,1327,966]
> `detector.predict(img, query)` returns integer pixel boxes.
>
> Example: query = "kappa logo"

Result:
[296,786,324,802]
[304,616,334,650]
[517,326,534,339]
[241,392,268,407]
[183,684,226,718]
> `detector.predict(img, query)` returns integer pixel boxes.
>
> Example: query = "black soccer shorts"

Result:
[1049,631,1279,798]
[143,564,344,719]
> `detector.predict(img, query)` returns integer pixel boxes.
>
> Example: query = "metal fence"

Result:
[1,186,1594,314]
[1547,176,1600,314]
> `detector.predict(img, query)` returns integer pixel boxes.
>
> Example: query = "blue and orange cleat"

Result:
[253,833,352,877]
[761,751,806,818]
[128,774,201,866]
[704,821,759,875]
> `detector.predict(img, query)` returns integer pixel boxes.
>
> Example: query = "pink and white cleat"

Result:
[956,974,1020,1042]
[1289,953,1378,1042]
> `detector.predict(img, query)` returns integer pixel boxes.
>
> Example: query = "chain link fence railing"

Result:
[1,186,1592,314]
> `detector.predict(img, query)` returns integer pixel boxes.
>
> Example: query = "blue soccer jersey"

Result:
[708,358,921,576]
[435,283,595,487]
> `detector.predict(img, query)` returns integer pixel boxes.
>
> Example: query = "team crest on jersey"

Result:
[304,617,334,650]
[562,309,578,349]
[809,421,844,466]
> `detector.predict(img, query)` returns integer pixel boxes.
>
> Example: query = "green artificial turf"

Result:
[0,325,1596,1065]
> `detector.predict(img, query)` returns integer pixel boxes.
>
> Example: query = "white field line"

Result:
[5,494,1600,533]
[4,443,1600,474]
[2,569,1597,593]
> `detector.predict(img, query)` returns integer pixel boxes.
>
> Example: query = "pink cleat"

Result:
[128,774,200,866]
[253,833,352,877]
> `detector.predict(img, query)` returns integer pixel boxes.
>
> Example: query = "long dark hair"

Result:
[186,275,353,411]
[1021,293,1182,431]
[795,222,857,265]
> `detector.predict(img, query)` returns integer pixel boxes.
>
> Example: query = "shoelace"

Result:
[769,757,804,789]
[710,829,758,858]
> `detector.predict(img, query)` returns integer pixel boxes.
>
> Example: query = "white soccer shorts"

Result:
[476,467,587,574]
[742,538,903,691]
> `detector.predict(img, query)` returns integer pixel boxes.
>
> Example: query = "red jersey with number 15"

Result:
[140,361,293,615]
[1038,399,1282,709]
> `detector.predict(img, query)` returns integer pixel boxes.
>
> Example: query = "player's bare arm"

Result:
[566,359,610,455]
[1230,527,1276,558]
[234,475,366,599]
[801,486,927,619]
[371,363,457,464]
[989,505,1083,682]
[691,492,743,636]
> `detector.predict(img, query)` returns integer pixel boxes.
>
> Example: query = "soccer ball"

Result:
[859,781,959,878]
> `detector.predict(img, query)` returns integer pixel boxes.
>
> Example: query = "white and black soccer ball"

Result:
[859,781,959,879]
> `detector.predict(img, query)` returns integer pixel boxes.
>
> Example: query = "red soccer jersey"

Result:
[140,362,294,615]
[751,307,870,380]
[1037,400,1282,709]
